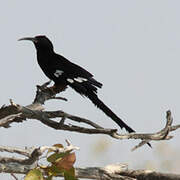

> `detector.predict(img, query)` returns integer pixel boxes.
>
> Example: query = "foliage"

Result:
[24,144,78,180]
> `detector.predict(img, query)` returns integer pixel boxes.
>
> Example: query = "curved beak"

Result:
[18,37,37,43]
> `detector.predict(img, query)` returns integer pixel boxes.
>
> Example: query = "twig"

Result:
[0,146,34,157]
[0,113,22,128]
[45,110,104,129]
[11,173,18,180]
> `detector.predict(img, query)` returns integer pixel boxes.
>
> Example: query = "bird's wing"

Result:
[56,54,93,77]
[53,54,103,88]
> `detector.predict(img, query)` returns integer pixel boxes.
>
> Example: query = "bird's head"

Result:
[18,35,54,52]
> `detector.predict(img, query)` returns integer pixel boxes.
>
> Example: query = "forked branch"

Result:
[0,82,179,150]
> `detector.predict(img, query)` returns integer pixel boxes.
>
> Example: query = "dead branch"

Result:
[0,144,179,180]
[0,82,179,150]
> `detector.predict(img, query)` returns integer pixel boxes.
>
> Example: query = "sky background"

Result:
[0,0,180,179]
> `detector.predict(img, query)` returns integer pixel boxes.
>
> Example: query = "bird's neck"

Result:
[36,47,54,54]
[36,49,54,67]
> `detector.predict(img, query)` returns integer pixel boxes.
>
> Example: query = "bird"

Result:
[18,35,135,133]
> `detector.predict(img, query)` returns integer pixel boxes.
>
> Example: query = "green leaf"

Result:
[64,167,78,180]
[67,167,75,177]
[47,152,69,163]
[24,169,44,180]
[45,175,53,180]
[47,164,63,176]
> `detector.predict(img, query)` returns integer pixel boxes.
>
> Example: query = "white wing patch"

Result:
[67,77,88,84]
[74,77,88,83]
[67,78,74,83]
[54,70,63,77]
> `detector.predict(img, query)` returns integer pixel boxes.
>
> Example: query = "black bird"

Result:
[19,35,135,133]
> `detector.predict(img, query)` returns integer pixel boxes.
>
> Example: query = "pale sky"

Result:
[0,0,180,179]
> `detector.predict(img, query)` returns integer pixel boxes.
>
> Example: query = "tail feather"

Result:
[86,92,135,133]
[69,81,134,132]
[87,92,152,147]
[69,82,152,147]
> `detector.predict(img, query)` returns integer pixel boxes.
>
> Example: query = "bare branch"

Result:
[45,110,104,129]
[119,169,180,180]
[0,146,33,157]
[0,148,180,180]
[0,82,180,150]
[0,81,179,179]
[0,113,22,128]
[0,143,179,179]
[0,140,79,175]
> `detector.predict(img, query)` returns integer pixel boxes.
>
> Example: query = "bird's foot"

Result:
[48,84,68,95]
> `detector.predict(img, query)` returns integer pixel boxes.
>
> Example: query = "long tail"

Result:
[87,91,152,147]
[86,92,135,133]
[69,80,135,133]
[69,81,152,146]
